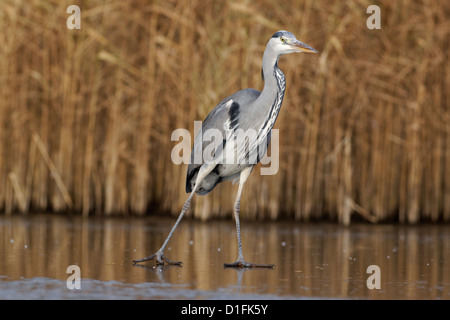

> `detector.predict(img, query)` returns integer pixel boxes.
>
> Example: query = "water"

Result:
[0,214,448,299]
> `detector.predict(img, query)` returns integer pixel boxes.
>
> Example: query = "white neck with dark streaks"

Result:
[257,51,286,139]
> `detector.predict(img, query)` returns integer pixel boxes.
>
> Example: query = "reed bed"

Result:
[0,0,449,224]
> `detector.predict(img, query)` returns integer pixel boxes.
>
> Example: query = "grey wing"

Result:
[185,88,261,193]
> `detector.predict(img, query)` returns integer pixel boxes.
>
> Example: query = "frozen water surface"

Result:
[0,214,448,299]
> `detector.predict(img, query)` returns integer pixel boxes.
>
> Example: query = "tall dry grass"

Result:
[0,0,449,224]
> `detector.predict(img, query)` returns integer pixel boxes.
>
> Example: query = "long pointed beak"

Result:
[290,40,318,53]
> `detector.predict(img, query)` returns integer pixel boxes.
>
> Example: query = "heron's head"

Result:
[268,30,318,56]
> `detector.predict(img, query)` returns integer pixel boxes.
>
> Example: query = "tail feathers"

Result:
[186,167,222,195]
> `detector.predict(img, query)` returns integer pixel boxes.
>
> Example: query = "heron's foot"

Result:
[224,260,275,269]
[132,251,183,266]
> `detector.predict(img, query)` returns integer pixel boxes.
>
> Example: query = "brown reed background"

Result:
[0,0,449,224]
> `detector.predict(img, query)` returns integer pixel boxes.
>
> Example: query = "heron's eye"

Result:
[280,37,286,43]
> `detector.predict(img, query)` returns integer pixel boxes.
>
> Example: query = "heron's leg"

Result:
[224,166,275,269]
[133,162,217,266]
[132,194,193,266]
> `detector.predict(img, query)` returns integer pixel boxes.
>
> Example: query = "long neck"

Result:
[257,49,286,136]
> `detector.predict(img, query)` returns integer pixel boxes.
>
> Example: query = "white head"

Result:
[267,30,318,57]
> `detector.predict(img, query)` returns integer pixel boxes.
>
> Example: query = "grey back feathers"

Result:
[186,89,262,194]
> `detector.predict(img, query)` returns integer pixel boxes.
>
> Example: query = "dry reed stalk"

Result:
[8,172,27,213]
[33,133,74,210]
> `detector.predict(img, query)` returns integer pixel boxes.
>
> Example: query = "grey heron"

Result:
[133,31,318,268]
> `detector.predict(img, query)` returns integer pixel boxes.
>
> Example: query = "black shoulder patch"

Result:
[228,101,240,131]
